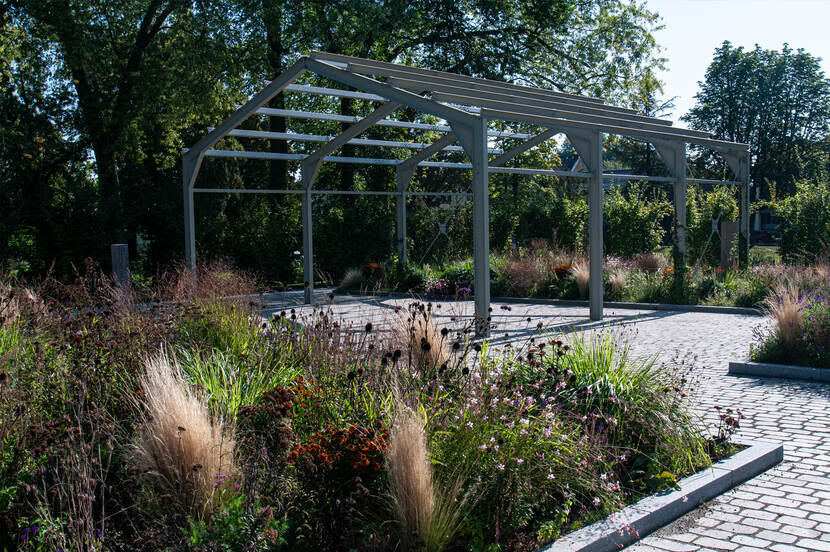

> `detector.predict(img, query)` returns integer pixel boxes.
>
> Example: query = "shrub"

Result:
[633,252,666,274]
[157,259,259,302]
[551,332,707,475]
[603,182,672,258]
[773,179,830,263]
[753,284,830,368]
[606,269,628,298]
[515,185,588,251]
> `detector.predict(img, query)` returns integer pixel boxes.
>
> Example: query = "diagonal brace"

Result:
[302,101,401,188]
[489,129,557,167]
[396,133,458,191]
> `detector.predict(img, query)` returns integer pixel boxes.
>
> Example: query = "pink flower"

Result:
[496,464,505,471]
[593,497,601,506]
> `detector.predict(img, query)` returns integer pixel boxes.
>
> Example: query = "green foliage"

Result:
[603,182,672,257]
[549,332,708,476]
[177,347,301,419]
[0,268,731,551]
[186,493,288,551]
[687,185,739,267]
[772,179,830,262]
[4,0,666,280]
[515,182,588,251]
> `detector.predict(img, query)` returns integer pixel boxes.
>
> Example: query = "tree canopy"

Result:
[684,41,830,195]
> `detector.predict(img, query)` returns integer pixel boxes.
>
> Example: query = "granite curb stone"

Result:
[541,441,783,552]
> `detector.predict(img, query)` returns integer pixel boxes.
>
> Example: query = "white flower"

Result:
[496,464,505,471]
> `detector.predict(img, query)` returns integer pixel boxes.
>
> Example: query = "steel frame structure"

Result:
[183,51,751,329]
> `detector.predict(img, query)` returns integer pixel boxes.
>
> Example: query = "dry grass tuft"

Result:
[633,253,664,274]
[501,256,544,295]
[762,283,805,348]
[132,352,237,519]
[158,259,258,302]
[571,263,590,299]
[393,304,450,369]
[387,405,466,552]
[337,268,365,291]
[1,281,46,328]
[608,269,628,295]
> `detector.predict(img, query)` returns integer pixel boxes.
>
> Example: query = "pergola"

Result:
[183,51,751,328]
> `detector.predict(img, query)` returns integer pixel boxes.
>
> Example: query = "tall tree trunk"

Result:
[265,4,288,190]
[91,134,124,243]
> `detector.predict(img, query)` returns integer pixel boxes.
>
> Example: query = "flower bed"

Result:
[751,284,830,369]
[374,242,830,309]
[0,268,742,551]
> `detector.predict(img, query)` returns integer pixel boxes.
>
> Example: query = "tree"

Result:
[3,0,668,280]
[684,42,830,197]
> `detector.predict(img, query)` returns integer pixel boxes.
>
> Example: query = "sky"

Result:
[647,0,830,127]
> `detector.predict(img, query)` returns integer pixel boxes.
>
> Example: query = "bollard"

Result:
[111,243,130,288]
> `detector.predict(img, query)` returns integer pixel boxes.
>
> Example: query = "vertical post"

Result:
[111,243,130,288]
[301,168,314,304]
[672,144,688,297]
[673,144,688,264]
[453,119,491,333]
[588,131,604,321]
[183,157,197,271]
[395,169,408,268]
[740,150,751,267]
[471,118,491,332]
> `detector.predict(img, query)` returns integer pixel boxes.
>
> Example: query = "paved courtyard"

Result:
[262,290,830,551]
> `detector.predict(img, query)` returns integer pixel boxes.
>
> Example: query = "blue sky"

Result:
[646,0,830,127]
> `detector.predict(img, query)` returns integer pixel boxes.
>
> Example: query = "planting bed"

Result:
[0,266,755,552]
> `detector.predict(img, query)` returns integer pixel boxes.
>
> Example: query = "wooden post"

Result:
[720,221,739,269]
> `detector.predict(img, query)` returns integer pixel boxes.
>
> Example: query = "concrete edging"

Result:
[729,361,830,383]
[493,297,762,316]
[338,291,762,316]
[542,440,783,552]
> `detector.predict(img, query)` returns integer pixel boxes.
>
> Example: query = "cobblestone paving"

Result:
[262,291,830,551]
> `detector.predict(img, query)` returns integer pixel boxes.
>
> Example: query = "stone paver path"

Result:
[262,291,830,551]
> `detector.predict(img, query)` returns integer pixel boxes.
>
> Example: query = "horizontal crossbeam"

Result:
[480,107,749,152]
[200,150,745,186]
[284,83,388,101]
[226,129,503,153]
[253,107,532,138]
[192,187,471,198]
[387,76,677,129]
